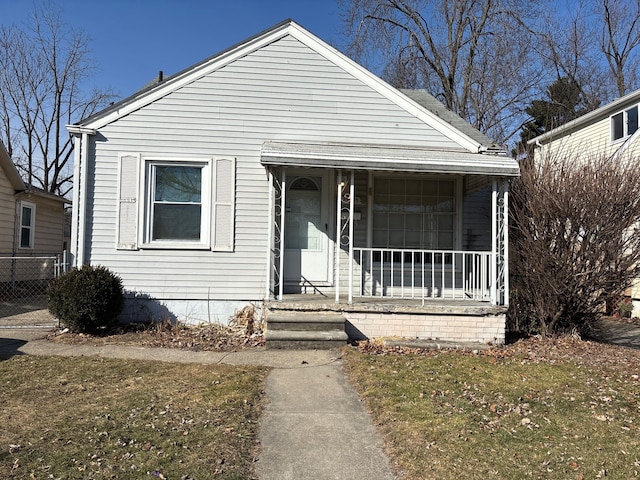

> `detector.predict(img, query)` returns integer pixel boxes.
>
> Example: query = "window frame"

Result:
[611,105,639,142]
[18,200,36,249]
[140,157,212,250]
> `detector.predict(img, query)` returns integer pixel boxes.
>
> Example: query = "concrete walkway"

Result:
[0,328,396,480]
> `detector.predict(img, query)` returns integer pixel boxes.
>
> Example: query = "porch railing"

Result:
[353,248,492,303]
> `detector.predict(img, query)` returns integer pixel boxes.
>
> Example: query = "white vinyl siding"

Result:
[0,171,16,252]
[83,34,478,302]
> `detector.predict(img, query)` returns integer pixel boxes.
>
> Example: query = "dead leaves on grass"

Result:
[48,304,265,351]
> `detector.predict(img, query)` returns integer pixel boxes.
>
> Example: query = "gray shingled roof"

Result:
[400,89,495,147]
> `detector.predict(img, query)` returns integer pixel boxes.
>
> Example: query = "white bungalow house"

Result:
[67,20,518,344]
[528,87,640,317]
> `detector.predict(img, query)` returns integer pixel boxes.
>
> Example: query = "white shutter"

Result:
[116,153,140,250]
[212,157,235,251]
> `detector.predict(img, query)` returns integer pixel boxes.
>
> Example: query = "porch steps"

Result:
[265,311,348,349]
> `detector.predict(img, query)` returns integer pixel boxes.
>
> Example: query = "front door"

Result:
[284,172,331,286]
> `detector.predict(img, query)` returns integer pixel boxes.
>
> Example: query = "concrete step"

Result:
[267,312,346,332]
[265,330,348,350]
[266,311,347,349]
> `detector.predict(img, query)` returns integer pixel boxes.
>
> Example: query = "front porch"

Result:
[261,141,517,343]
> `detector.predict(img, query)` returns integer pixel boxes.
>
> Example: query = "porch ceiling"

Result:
[261,141,520,177]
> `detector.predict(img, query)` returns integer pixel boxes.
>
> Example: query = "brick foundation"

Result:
[344,311,505,344]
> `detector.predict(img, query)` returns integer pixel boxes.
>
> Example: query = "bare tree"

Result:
[339,0,545,143]
[531,2,606,109]
[509,153,640,335]
[0,4,114,196]
[599,0,640,97]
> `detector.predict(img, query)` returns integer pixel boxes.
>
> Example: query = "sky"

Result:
[2,0,345,100]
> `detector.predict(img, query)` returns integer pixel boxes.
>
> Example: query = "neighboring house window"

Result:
[611,105,639,141]
[372,177,457,250]
[19,201,35,249]
[144,160,211,247]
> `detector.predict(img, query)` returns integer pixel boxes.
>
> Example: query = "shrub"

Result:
[48,265,124,333]
[509,153,640,335]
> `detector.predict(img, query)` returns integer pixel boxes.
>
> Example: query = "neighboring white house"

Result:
[528,88,640,162]
[67,20,518,343]
[528,87,640,316]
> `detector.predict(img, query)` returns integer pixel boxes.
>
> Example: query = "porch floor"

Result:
[266,294,506,316]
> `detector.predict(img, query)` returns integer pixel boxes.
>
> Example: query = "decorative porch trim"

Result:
[267,167,285,301]
[335,170,355,304]
[491,179,510,306]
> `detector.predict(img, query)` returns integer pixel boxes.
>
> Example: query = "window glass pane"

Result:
[405,214,421,229]
[438,215,454,230]
[405,230,421,247]
[375,178,389,193]
[290,177,319,191]
[155,166,201,202]
[436,198,455,212]
[405,195,422,212]
[389,178,405,192]
[373,229,387,246]
[628,106,638,136]
[613,112,624,140]
[21,206,32,226]
[372,177,456,249]
[439,181,455,196]
[151,164,204,242]
[389,230,404,246]
[388,214,405,229]
[438,232,454,249]
[405,179,422,195]
[153,204,201,240]
[20,227,30,247]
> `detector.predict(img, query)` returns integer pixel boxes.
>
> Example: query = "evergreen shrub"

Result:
[48,265,124,333]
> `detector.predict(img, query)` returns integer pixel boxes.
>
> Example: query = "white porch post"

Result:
[265,168,274,300]
[491,179,498,305]
[278,170,286,301]
[69,134,82,268]
[335,170,342,303]
[348,170,355,305]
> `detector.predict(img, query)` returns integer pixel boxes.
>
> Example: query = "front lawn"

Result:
[344,337,640,479]
[0,356,267,479]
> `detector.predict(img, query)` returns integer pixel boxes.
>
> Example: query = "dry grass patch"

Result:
[344,337,640,479]
[0,356,268,479]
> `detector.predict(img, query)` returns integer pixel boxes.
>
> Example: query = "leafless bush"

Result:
[509,152,640,335]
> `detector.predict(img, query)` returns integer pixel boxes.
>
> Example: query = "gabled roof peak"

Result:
[70,19,484,153]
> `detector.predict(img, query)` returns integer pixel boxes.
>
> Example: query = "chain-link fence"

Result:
[0,253,68,327]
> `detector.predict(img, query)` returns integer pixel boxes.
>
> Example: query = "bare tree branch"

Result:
[0,3,114,195]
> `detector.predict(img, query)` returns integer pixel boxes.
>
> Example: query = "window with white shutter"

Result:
[116,154,235,251]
